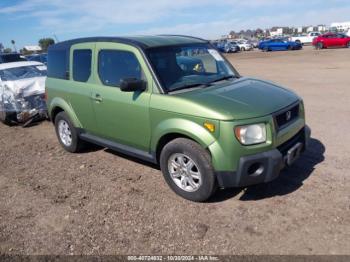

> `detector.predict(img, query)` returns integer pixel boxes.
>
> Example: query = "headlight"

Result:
[234,123,267,145]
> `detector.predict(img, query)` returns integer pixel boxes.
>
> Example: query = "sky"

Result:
[1,0,350,49]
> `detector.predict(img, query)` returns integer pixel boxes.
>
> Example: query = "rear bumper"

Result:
[215,125,311,188]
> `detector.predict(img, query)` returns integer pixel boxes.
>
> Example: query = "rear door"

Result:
[90,42,153,151]
[68,43,97,133]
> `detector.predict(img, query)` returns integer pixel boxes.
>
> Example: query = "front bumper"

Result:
[215,125,311,188]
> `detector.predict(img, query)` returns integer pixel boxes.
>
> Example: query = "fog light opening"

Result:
[247,163,264,177]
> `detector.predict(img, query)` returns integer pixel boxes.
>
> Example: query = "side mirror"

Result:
[120,78,146,92]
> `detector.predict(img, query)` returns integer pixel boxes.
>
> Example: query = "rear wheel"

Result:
[160,138,217,202]
[54,111,85,153]
[241,47,246,51]
[347,42,350,48]
[263,46,269,52]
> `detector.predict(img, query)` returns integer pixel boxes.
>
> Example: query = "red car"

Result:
[312,33,350,49]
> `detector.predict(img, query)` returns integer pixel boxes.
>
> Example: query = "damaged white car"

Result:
[0,61,48,126]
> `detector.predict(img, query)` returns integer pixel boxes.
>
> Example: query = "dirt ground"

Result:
[0,46,349,255]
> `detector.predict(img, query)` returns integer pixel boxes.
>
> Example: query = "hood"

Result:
[1,77,46,98]
[175,77,300,120]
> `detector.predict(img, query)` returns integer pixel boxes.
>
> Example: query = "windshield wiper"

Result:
[209,75,237,84]
[168,82,211,93]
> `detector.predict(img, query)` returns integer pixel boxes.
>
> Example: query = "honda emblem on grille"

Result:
[286,110,292,121]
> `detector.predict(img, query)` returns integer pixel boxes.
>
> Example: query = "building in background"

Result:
[269,27,290,37]
[317,25,328,32]
[22,45,42,54]
[330,21,350,32]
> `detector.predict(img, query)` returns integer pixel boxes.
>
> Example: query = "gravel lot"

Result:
[0,46,349,255]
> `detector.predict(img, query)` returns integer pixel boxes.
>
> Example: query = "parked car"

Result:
[312,33,350,49]
[26,53,48,65]
[258,38,303,51]
[213,41,240,53]
[247,39,259,48]
[46,35,310,202]
[176,56,205,73]
[236,40,254,51]
[0,61,47,125]
[290,32,321,45]
[0,53,27,64]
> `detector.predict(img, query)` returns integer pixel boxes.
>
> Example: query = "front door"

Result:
[91,43,152,151]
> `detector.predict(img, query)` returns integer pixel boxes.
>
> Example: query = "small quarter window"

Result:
[98,50,142,87]
[73,49,92,82]
[47,49,68,79]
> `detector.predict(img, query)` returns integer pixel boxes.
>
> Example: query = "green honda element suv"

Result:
[46,35,311,202]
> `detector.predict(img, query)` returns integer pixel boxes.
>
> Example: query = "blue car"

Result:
[26,53,48,65]
[258,38,302,51]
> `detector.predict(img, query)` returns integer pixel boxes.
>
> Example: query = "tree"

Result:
[11,40,17,52]
[38,38,55,52]
[4,48,12,53]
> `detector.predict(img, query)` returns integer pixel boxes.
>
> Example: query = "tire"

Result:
[0,111,15,126]
[316,42,323,50]
[54,111,84,153]
[287,45,293,51]
[263,46,269,52]
[295,40,301,44]
[0,102,15,126]
[241,47,245,51]
[347,42,350,48]
[160,138,217,202]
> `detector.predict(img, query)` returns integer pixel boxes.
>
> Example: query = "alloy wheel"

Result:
[58,120,72,147]
[168,153,202,192]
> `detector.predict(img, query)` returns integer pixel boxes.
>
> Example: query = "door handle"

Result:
[92,94,103,102]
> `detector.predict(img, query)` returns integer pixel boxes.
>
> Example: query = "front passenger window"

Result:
[98,50,143,87]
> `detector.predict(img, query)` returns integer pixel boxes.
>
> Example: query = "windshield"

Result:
[0,65,46,81]
[146,44,237,92]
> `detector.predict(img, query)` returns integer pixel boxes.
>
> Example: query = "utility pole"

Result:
[53,34,59,43]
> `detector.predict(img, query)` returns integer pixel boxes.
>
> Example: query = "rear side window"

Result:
[98,50,142,87]
[47,49,68,79]
[73,49,92,82]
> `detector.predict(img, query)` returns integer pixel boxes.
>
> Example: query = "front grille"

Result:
[277,127,305,156]
[275,104,299,129]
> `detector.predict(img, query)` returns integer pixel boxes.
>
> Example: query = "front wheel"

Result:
[347,42,350,48]
[160,138,217,202]
[0,102,16,126]
[316,42,323,50]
